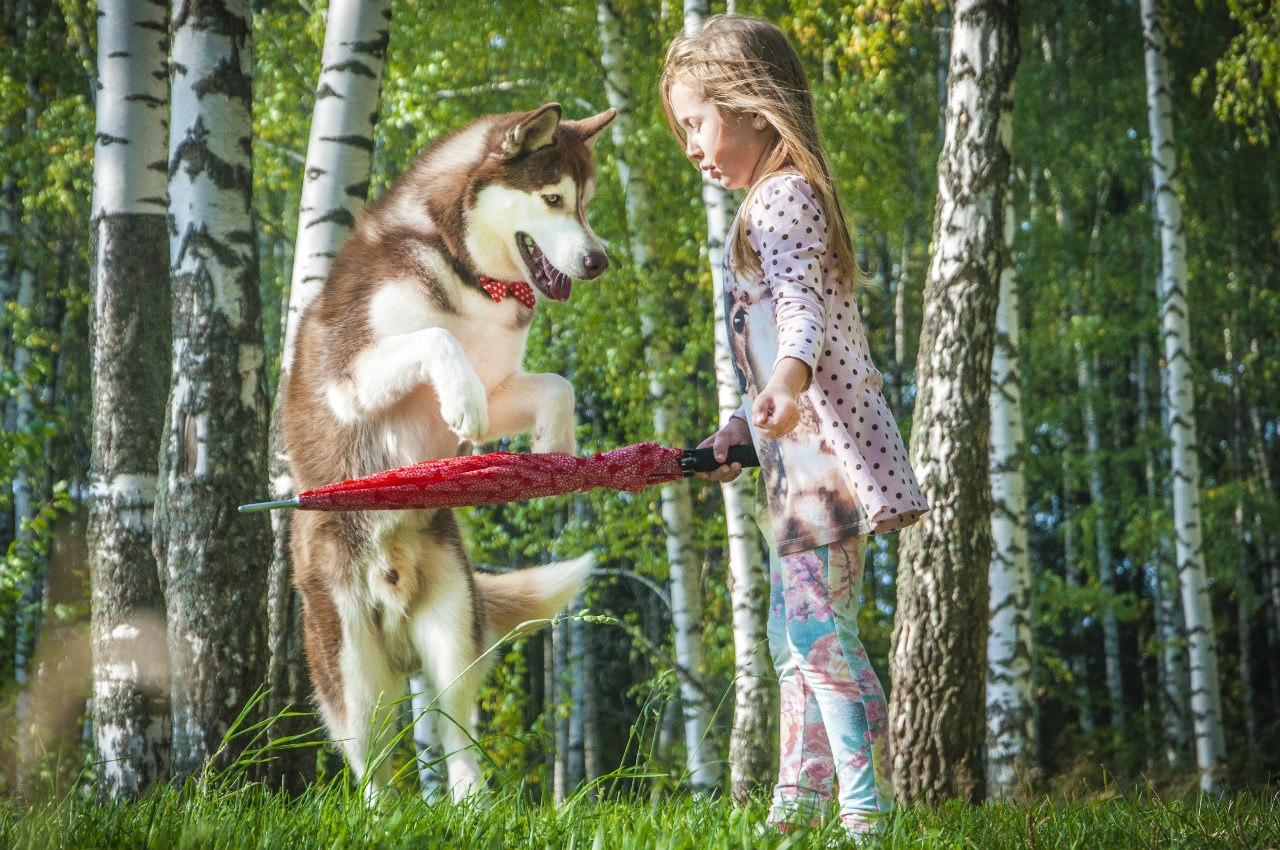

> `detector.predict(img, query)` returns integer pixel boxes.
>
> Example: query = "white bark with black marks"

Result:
[1139,0,1226,794]
[155,0,272,777]
[986,188,1034,799]
[597,0,722,794]
[1138,340,1191,769]
[280,0,390,373]
[890,0,1018,805]
[88,0,174,798]
[669,0,772,797]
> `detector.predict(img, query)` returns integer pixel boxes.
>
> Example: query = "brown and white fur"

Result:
[282,103,615,800]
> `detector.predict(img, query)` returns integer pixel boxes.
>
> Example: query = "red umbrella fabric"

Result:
[239,442,758,513]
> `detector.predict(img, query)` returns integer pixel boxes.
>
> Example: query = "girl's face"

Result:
[668,81,772,191]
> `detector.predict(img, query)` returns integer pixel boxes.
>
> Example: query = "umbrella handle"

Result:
[679,444,760,474]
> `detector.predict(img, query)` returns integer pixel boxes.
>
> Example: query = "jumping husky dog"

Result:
[282,103,615,799]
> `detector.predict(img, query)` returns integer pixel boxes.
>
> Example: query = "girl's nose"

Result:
[685,135,701,160]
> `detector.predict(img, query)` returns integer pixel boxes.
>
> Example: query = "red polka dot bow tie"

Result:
[479,276,536,309]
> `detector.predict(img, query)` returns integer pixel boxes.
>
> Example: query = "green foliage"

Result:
[0,0,93,697]
[1192,0,1280,145]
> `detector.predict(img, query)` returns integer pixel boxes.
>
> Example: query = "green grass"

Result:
[4,778,1278,850]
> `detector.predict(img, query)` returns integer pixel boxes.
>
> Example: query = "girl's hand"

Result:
[694,416,751,482]
[753,358,811,439]
[752,385,800,438]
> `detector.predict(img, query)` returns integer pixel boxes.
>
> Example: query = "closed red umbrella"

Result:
[239,442,758,513]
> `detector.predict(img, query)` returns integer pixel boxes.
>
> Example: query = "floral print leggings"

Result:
[766,537,892,828]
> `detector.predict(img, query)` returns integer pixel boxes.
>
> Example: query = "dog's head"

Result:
[464,104,616,302]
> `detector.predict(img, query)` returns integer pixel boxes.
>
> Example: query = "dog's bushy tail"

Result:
[475,552,596,642]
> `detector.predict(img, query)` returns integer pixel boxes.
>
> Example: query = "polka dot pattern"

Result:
[725,172,928,550]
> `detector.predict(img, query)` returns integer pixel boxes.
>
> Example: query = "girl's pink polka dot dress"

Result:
[724,172,928,555]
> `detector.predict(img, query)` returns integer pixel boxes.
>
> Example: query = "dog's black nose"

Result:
[582,249,608,280]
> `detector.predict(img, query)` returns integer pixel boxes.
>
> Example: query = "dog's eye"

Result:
[542,193,563,208]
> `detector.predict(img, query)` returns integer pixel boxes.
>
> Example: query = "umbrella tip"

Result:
[238,497,300,513]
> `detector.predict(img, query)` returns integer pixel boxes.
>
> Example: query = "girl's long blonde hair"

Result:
[660,14,863,287]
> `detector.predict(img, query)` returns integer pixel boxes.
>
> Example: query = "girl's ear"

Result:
[752,114,768,131]
[562,108,617,149]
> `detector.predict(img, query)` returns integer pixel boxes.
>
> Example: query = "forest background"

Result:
[1,0,1278,814]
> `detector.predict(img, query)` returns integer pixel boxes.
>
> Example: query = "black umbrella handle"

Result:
[680,444,760,474]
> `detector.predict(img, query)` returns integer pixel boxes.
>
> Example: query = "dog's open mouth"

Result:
[516,232,572,302]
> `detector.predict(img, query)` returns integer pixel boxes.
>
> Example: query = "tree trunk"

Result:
[1060,455,1094,735]
[408,672,446,799]
[154,0,272,777]
[265,0,390,791]
[1076,184,1124,732]
[1138,0,1226,793]
[11,250,40,784]
[1139,340,1191,769]
[1074,337,1124,731]
[986,186,1035,799]
[890,0,1018,806]
[1223,322,1259,778]
[1244,347,1280,687]
[279,0,390,372]
[88,0,174,798]
[692,33,771,798]
[10,14,44,762]
[552,616,571,802]
[567,604,586,791]
[595,0,721,794]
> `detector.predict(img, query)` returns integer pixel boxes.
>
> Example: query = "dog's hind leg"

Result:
[332,596,406,802]
[409,563,494,800]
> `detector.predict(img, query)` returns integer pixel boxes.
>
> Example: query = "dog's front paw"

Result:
[437,371,489,443]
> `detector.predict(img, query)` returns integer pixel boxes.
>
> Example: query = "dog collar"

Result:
[479,276,536,309]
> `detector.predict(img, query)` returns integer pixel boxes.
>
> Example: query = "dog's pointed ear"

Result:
[500,103,562,158]
[562,108,617,149]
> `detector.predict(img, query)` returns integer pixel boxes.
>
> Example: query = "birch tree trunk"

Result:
[408,673,446,799]
[1077,186,1124,731]
[674,0,771,798]
[1245,356,1280,686]
[265,0,390,790]
[1074,338,1125,730]
[552,617,571,802]
[154,0,272,776]
[890,0,1018,805]
[1060,453,1094,734]
[567,610,587,791]
[1138,0,1226,793]
[10,19,42,771]
[279,0,389,372]
[1139,340,1191,769]
[596,0,720,794]
[710,192,772,798]
[88,0,173,798]
[1224,323,1259,776]
[11,249,42,788]
[1245,363,1280,695]
[986,187,1035,799]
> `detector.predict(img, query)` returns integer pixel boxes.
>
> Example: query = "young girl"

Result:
[661,14,928,837]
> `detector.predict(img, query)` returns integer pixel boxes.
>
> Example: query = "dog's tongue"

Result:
[540,252,572,301]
